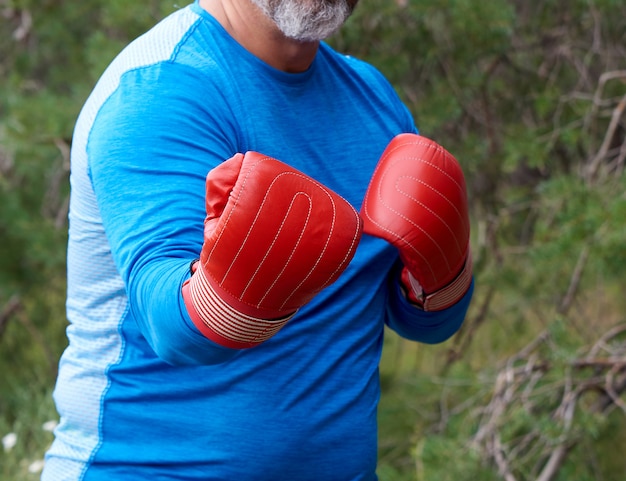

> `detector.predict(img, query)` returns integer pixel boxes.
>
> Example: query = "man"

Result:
[43,0,474,479]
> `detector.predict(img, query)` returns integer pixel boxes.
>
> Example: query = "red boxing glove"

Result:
[361,133,472,311]
[182,152,362,349]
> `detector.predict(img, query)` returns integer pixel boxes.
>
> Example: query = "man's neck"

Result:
[199,0,319,73]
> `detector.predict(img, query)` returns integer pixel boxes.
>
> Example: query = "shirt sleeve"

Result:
[87,61,242,365]
[385,261,475,344]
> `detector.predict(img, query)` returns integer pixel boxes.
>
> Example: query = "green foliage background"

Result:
[1,1,625,479]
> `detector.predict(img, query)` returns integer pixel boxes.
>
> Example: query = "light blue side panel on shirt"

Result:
[43,6,202,481]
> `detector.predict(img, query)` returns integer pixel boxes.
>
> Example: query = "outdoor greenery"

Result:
[1,0,625,479]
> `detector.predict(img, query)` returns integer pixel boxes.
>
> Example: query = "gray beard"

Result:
[250,0,354,42]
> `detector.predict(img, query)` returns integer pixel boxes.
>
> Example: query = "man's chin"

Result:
[252,0,354,42]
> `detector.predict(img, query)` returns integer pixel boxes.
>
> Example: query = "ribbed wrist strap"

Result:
[408,251,473,311]
[183,263,296,349]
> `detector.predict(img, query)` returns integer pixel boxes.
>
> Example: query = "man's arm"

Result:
[88,62,362,363]
[87,63,242,365]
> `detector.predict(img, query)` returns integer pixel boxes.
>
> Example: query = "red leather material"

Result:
[183,152,363,348]
[361,134,472,310]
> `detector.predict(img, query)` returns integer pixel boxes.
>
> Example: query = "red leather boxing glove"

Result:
[361,133,472,311]
[182,152,362,349]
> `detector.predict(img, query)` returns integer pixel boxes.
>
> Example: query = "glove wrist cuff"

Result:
[403,251,473,311]
[182,262,296,349]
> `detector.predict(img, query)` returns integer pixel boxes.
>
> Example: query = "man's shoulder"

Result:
[108,6,202,75]
[319,42,389,84]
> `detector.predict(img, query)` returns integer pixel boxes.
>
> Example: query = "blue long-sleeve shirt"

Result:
[43,2,473,480]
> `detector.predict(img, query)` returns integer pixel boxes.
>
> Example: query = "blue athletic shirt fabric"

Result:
[43,2,474,480]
